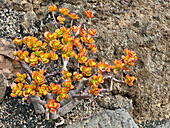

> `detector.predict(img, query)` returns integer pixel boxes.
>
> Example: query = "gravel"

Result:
[0,87,169,128]
[0,87,104,128]
[0,9,26,39]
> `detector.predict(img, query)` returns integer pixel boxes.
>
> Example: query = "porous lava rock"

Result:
[0,0,169,125]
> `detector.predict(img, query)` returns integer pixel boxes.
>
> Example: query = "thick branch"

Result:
[45,109,49,120]
[58,85,90,116]
[28,95,45,114]
[62,58,68,71]
[75,77,88,93]
[103,75,125,83]
[58,99,80,116]
[72,94,91,100]
[25,72,32,84]
[45,93,60,119]
[19,61,32,76]
[45,93,53,101]
[28,95,46,106]
[110,77,113,91]
[19,61,32,84]
[100,89,109,93]
[45,71,60,78]
[59,77,88,107]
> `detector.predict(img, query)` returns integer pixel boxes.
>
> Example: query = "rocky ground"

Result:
[0,0,170,127]
[0,88,169,128]
[0,87,104,128]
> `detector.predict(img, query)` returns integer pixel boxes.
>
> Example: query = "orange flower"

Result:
[88,29,96,36]
[97,61,111,74]
[36,84,48,97]
[79,45,87,54]
[14,50,29,61]
[50,40,63,51]
[113,59,124,69]
[23,36,42,51]
[57,16,65,24]
[84,10,93,18]
[125,74,135,86]
[61,33,74,45]
[88,44,96,53]
[88,85,100,96]
[24,84,36,96]
[70,25,79,33]
[32,70,45,85]
[62,70,72,80]
[13,38,22,45]
[45,99,60,113]
[47,83,60,94]
[55,27,70,38]
[121,48,137,66]
[68,13,79,19]
[44,32,57,42]
[15,72,27,83]
[61,43,75,59]
[112,59,124,74]
[74,38,81,47]
[10,83,24,97]
[59,7,69,15]
[81,34,94,44]
[49,50,58,61]
[75,53,87,64]
[88,74,103,87]
[85,59,96,68]
[73,72,83,81]
[79,28,87,37]
[49,5,58,12]
[80,66,92,76]
[56,87,69,102]
[25,53,39,67]
[62,79,74,89]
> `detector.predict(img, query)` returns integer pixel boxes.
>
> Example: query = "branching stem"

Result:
[52,12,60,28]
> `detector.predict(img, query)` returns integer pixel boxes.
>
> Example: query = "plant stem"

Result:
[74,19,86,37]
[52,12,60,28]
[71,19,73,27]
[72,94,91,100]
[103,75,125,83]
[62,58,68,71]
[28,95,45,114]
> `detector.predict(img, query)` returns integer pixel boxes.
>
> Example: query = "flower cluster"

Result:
[122,48,137,67]
[36,84,48,97]
[88,74,103,95]
[45,99,60,113]
[125,74,135,86]
[15,72,27,83]
[47,83,60,94]
[10,83,24,97]
[24,84,36,97]
[73,72,83,81]
[32,70,45,85]
[13,50,29,61]
[10,4,137,117]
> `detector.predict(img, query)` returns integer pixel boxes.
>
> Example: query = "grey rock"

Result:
[66,108,139,128]
[155,121,170,128]
[0,85,6,103]
[0,0,169,124]
[22,11,38,34]
[96,94,133,112]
